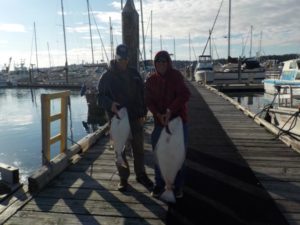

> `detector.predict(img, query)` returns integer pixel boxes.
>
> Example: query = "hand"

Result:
[138,117,146,125]
[156,113,165,125]
[157,109,171,126]
[164,109,171,125]
[111,102,120,114]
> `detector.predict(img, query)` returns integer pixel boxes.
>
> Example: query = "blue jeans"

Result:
[151,123,188,190]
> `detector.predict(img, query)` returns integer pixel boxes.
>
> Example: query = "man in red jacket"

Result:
[145,50,191,199]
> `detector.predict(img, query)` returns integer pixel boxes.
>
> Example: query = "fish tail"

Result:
[160,189,176,203]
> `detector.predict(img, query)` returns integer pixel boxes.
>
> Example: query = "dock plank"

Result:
[2,133,166,225]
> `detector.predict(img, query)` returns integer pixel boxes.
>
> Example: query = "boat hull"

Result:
[268,107,300,137]
[195,70,265,84]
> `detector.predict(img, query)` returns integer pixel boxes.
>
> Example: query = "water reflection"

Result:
[0,88,88,182]
[226,92,265,114]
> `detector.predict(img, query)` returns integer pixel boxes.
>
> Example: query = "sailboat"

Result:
[195,0,265,85]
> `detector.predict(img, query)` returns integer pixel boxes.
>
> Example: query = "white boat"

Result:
[194,55,214,83]
[265,86,300,139]
[263,58,300,94]
[213,57,265,84]
[0,75,8,87]
[195,57,265,84]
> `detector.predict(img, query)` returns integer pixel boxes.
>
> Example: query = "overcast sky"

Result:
[0,0,299,69]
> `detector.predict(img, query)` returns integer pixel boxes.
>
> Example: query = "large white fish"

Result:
[155,117,185,203]
[110,107,131,168]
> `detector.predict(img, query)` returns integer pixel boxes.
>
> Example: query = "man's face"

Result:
[117,58,128,71]
[155,58,168,75]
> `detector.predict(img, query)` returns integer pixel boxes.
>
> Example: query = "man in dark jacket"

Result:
[145,50,191,199]
[98,44,153,192]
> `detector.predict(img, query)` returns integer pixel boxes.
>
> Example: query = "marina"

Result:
[1,0,300,224]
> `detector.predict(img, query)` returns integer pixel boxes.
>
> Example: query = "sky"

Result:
[0,0,299,69]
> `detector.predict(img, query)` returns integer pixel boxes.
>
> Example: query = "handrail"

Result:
[41,91,70,164]
[278,85,300,108]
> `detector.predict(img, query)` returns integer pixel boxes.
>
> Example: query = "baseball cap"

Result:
[116,44,129,60]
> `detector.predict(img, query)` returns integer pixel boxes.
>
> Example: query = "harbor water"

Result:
[0,88,91,183]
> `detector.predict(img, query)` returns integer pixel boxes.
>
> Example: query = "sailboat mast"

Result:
[209,30,212,58]
[160,35,162,50]
[109,17,114,60]
[173,38,176,61]
[87,0,94,64]
[140,0,146,62]
[61,0,68,83]
[150,10,153,61]
[228,0,231,58]
[249,25,253,57]
[47,42,51,68]
[189,33,191,62]
[33,22,39,75]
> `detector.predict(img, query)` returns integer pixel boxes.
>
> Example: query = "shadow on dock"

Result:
[166,82,289,225]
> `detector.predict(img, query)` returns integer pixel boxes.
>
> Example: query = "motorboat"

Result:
[265,85,300,139]
[193,55,214,83]
[0,75,8,87]
[263,58,300,94]
[212,57,265,84]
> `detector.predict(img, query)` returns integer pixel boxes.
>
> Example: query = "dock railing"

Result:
[41,91,70,165]
[278,85,300,108]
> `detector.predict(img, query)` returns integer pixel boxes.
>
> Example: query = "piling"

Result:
[122,0,139,70]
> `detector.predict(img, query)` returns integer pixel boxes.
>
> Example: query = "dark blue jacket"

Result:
[97,60,147,121]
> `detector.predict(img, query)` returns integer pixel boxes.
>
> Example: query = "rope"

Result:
[276,110,300,139]
[253,91,278,120]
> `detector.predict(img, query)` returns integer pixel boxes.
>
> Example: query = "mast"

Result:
[33,22,39,75]
[173,38,176,61]
[209,30,212,58]
[109,17,114,60]
[47,42,51,68]
[249,25,253,57]
[160,35,162,50]
[140,0,146,62]
[189,33,191,62]
[150,10,153,61]
[228,0,231,58]
[258,31,263,60]
[87,0,95,64]
[61,0,68,83]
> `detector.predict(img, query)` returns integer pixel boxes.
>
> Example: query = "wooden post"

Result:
[122,0,139,71]
[41,94,51,164]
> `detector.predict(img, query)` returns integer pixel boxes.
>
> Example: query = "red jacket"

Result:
[145,51,190,125]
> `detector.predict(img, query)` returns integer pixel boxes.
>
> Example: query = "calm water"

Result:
[0,88,89,182]
[226,92,267,114]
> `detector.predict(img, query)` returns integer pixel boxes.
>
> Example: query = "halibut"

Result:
[155,117,185,203]
[110,107,131,168]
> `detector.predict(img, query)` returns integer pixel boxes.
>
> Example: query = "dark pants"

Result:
[116,119,146,180]
[151,123,188,190]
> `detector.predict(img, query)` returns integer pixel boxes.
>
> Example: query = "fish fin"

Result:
[165,125,172,135]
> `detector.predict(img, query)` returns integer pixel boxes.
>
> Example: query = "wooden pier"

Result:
[2,80,300,224]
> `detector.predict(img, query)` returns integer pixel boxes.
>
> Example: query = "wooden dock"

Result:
[0,127,166,225]
[2,80,300,224]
